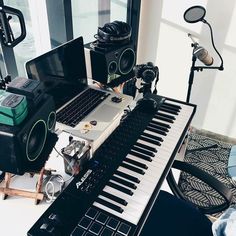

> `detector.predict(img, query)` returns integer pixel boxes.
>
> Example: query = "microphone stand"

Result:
[186,21,224,104]
[186,23,224,151]
[186,43,223,103]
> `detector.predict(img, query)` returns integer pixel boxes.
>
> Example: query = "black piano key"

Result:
[124,157,148,170]
[121,162,145,175]
[154,114,174,123]
[142,132,163,142]
[135,142,157,153]
[164,101,182,110]
[139,136,161,146]
[146,126,167,136]
[150,120,171,129]
[107,181,134,196]
[159,106,179,115]
[101,191,128,206]
[161,104,180,114]
[148,122,169,132]
[156,112,176,120]
[132,146,155,157]
[115,170,140,183]
[111,175,137,189]
[96,197,124,213]
[129,150,153,162]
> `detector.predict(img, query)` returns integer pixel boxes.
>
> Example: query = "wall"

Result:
[137,0,236,139]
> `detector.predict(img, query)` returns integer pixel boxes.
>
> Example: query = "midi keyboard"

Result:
[28,94,196,236]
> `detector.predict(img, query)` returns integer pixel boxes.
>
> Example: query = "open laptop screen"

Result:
[25,36,87,109]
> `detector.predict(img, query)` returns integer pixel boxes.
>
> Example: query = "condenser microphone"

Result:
[193,45,214,66]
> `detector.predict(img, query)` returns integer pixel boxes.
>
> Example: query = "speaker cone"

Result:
[26,120,47,162]
[47,111,56,131]
[119,48,135,74]
[108,61,117,74]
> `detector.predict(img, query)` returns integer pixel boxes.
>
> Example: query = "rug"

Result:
[178,133,236,216]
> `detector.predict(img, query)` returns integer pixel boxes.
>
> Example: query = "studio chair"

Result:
[140,190,214,236]
[167,160,233,215]
[139,161,233,236]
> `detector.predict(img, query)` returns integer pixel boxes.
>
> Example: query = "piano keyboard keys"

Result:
[159,106,179,115]
[96,197,124,213]
[120,162,145,175]
[131,146,155,157]
[142,131,164,142]
[100,191,128,206]
[139,135,161,146]
[111,175,137,189]
[124,157,148,170]
[93,100,195,226]
[134,142,157,153]
[146,126,167,136]
[115,170,140,184]
[107,181,134,196]
[129,150,153,162]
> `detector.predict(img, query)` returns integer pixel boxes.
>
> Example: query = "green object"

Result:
[0,90,28,126]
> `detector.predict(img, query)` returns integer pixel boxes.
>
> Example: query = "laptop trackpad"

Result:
[91,104,120,122]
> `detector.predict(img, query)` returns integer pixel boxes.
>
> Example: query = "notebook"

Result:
[25,36,133,152]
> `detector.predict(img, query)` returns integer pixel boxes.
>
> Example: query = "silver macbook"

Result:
[25,36,133,152]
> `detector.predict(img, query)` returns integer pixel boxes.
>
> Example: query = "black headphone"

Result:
[95,21,132,44]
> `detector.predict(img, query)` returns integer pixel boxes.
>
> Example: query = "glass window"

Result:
[3,0,36,76]
[71,0,128,44]
[2,0,50,77]
[1,0,138,77]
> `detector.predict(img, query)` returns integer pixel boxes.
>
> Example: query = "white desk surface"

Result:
[0,132,75,236]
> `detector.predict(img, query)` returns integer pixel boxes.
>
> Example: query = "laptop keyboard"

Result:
[57,88,110,127]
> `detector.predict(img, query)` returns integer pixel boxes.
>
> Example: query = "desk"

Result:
[0,132,76,236]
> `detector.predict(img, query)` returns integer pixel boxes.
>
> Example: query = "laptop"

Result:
[25,36,133,152]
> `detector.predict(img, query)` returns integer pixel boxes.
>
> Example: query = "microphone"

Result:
[193,45,214,66]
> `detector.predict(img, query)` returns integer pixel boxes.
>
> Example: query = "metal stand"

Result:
[186,43,224,104]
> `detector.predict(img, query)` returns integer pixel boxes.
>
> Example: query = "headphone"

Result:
[95,21,132,45]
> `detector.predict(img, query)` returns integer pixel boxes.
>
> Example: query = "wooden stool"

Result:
[0,167,46,205]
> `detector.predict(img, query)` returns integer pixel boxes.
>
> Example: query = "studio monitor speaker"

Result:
[85,42,136,85]
[0,94,57,175]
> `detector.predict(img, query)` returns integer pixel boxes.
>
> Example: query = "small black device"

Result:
[134,62,159,95]
[6,77,45,106]
[134,62,159,84]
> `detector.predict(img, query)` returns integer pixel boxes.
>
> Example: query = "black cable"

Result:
[203,20,224,70]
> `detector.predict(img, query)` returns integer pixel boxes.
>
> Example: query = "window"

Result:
[71,0,128,43]
[0,0,140,78]
[1,0,50,77]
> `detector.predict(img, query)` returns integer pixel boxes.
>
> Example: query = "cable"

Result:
[38,147,77,203]
[43,174,65,203]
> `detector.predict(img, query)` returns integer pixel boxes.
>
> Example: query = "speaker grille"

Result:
[119,48,135,74]
[26,120,47,162]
